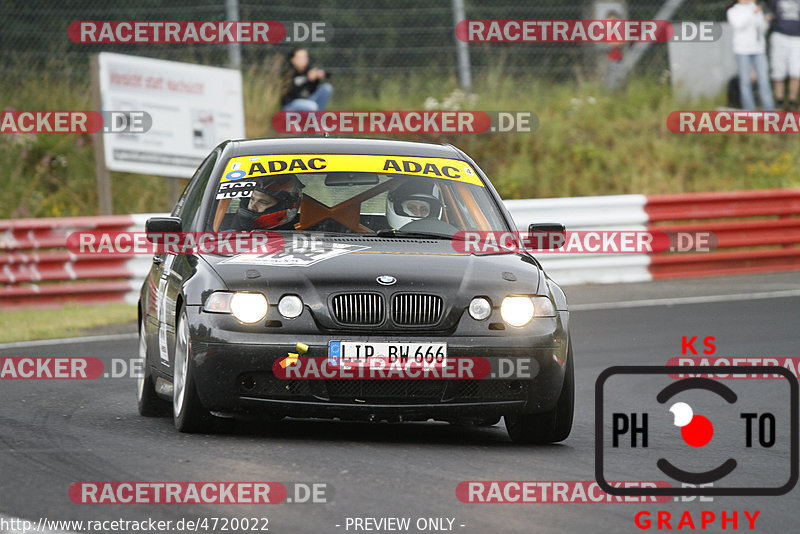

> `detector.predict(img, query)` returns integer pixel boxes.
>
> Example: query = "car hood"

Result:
[200,236,544,331]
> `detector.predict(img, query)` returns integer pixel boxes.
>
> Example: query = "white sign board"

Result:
[97,52,245,178]
[668,22,737,102]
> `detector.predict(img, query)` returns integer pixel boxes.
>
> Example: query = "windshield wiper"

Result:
[375,229,460,240]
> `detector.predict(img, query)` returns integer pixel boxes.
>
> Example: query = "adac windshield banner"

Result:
[221,154,484,186]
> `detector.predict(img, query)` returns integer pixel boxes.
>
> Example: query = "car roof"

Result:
[226,137,465,160]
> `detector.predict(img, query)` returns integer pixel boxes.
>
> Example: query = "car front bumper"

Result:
[184,306,570,420]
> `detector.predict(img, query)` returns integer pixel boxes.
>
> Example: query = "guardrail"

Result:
[505,188,800,285]
[2,188,799,309]
[0,214,157,310]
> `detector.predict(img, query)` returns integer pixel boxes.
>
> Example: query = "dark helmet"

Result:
[237,174,304,230]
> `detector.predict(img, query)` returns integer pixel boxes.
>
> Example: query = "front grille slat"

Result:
[331,293,385,326]
[331,293,442,327]
[391,293,444,326]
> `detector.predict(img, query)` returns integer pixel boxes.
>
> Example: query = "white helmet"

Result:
[386,180,443,230]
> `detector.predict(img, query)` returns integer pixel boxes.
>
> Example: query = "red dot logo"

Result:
[669,402,714,448]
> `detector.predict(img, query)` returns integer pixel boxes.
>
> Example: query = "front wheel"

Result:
[172,306,214,433]
[505,341,574,444]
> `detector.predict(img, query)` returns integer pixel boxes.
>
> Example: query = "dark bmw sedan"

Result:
[137,137,573,443]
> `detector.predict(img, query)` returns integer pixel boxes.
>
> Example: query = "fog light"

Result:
[278,295,304,319]
[469,297,492,320]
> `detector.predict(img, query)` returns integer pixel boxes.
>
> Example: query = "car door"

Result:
[153,150,220,375]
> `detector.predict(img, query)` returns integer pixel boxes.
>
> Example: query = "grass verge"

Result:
[0,303,136,343]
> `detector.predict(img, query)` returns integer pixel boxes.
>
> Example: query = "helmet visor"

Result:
[400,199,432,218]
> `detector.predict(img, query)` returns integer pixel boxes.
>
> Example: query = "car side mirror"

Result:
[527,223,566,249]
[146,217,182,242]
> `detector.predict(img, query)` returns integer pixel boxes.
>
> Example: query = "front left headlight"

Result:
[230,292,269,324]
[204,291,269,324]
[500,295,556,327]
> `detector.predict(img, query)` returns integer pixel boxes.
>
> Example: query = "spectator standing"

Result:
[769,0,800,109]
[728,0,775,110]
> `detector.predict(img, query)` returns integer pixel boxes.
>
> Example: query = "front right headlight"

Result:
[501,296,535,327]
[500,295,557,327]
[531,296,556,317]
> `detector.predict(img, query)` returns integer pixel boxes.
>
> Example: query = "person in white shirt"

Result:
[728,0,776,109]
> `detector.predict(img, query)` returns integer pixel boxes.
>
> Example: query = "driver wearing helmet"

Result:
[232,174,304,230]
[385,180,443,230]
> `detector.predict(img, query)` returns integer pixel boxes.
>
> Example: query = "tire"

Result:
[172,306,214,433]
[505,341,574,444]
[137,317,170,416]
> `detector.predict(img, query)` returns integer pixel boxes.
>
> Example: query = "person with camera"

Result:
[280,48,333,112]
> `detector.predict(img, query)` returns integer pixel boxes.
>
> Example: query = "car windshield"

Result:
[206,153,509,237]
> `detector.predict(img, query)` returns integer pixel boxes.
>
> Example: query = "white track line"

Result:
[570,289,800,311]
[0,332,137,350]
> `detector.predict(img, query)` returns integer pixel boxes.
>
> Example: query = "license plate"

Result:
[328,341,447,367]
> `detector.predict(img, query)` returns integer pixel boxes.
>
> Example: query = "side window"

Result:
[174,151,219,231]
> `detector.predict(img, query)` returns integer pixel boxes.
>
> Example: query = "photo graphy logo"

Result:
[595,366,798,497]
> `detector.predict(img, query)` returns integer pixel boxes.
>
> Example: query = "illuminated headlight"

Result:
[230,292,269,324]
[469,297,492,320]
[278,295,304,319]
[500,296,535,327]
[500,295,557,327]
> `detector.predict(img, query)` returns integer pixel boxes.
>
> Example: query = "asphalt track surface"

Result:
[1,272,799,534]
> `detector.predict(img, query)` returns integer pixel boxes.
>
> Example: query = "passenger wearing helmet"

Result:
[385,180,443,230]
[232,174,304,230]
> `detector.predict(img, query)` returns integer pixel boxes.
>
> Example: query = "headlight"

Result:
[229,292,269,324]
[500,296,535,327]
[531,296,556,317]
[469,297,492,320]
[278,295,304,319]
[500,295,557,327]
[203,292,233,313]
